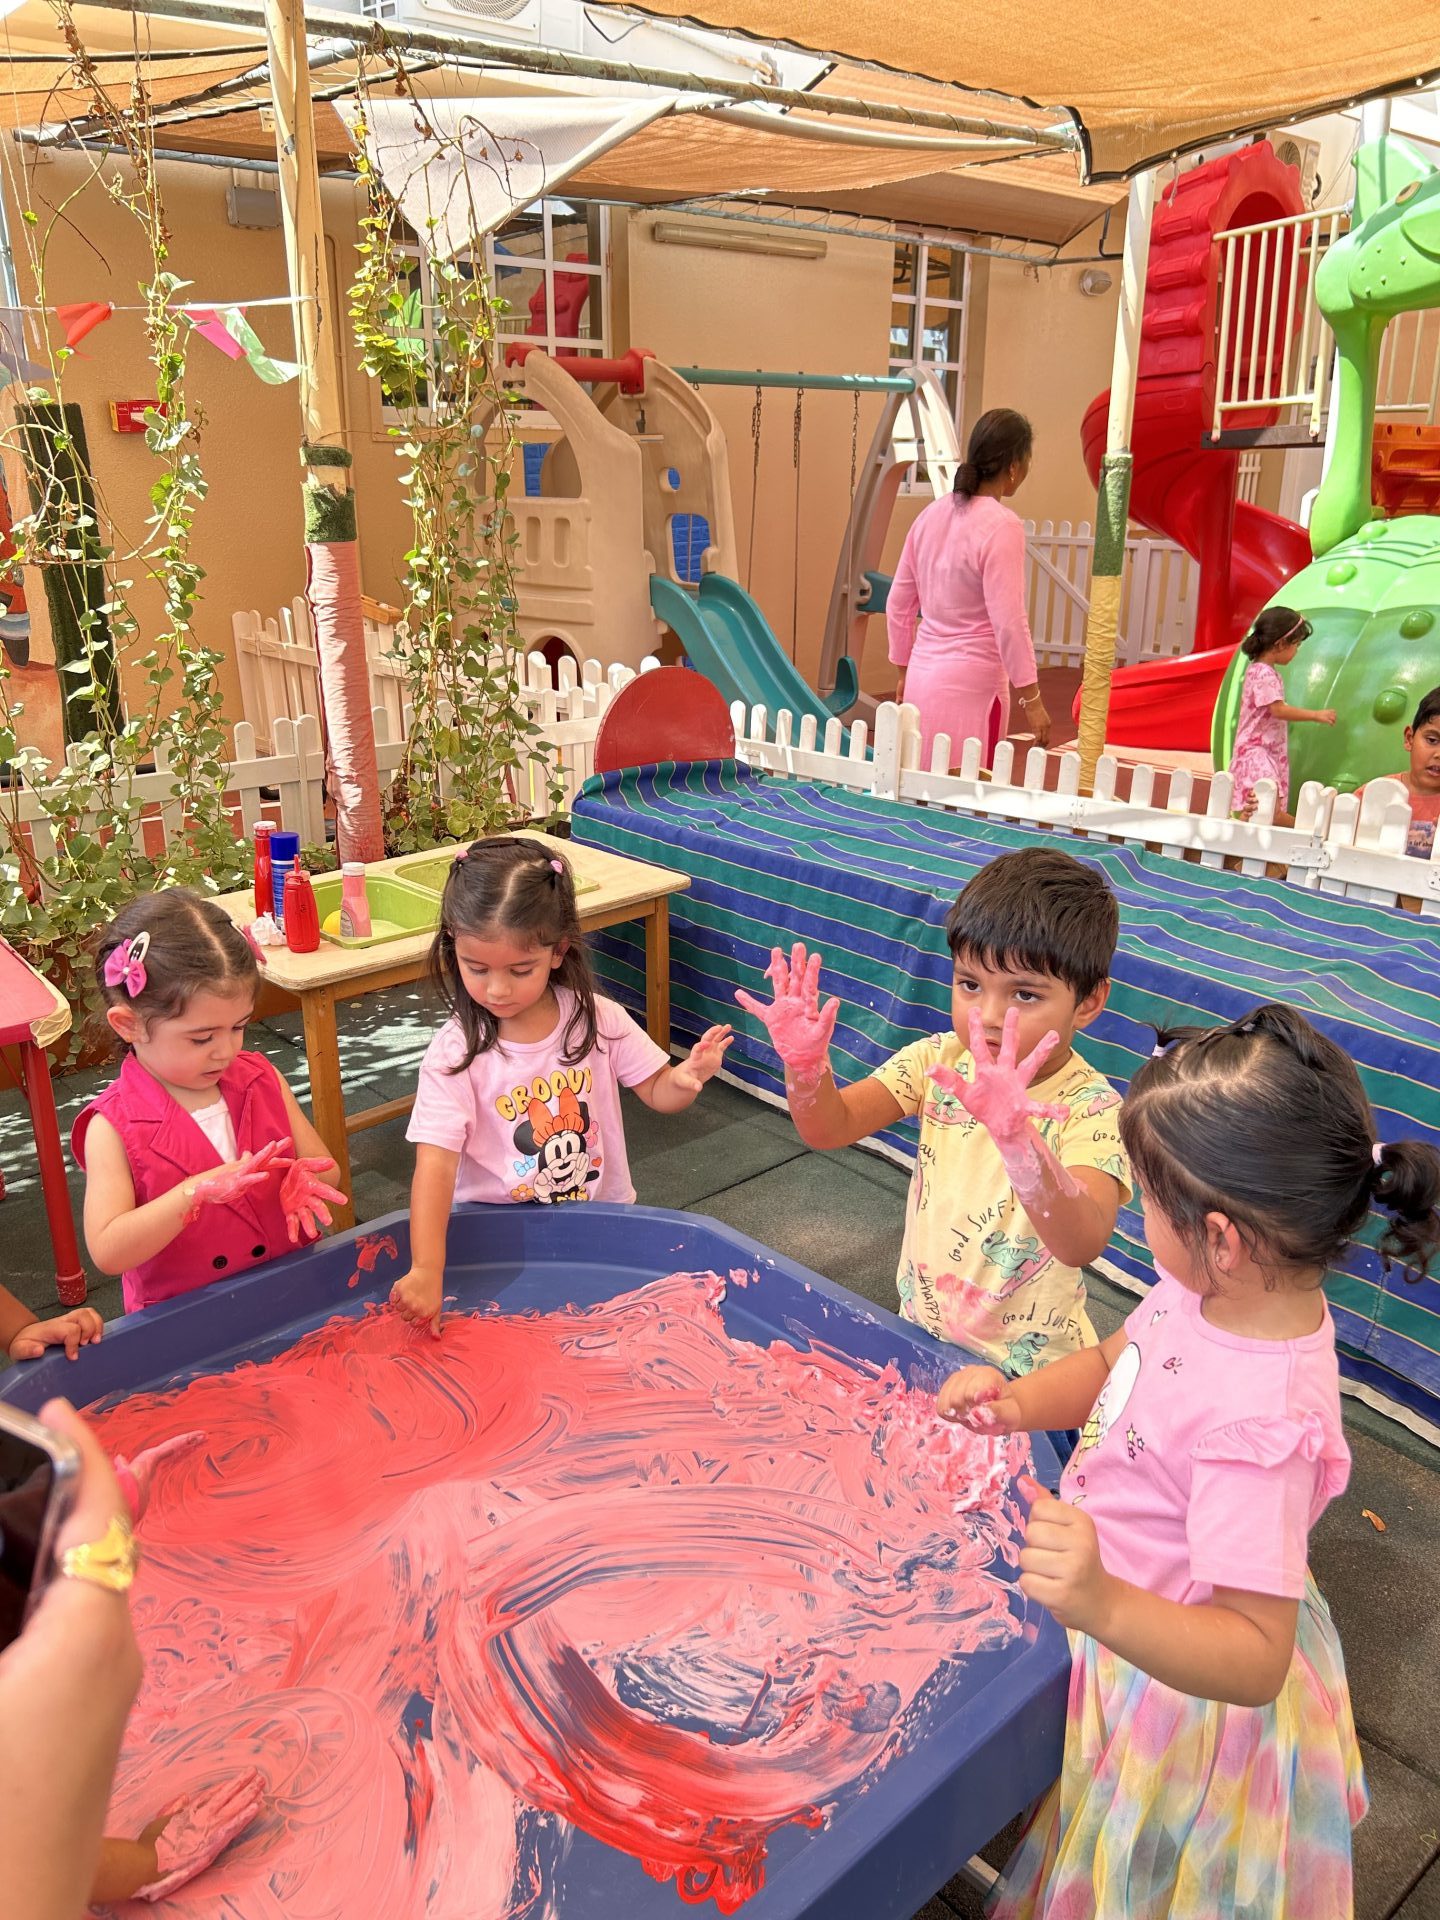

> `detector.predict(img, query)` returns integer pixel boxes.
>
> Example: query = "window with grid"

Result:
[889,240,969,490]
[382,199,609,422]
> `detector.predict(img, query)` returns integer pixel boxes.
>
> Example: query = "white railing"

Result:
[1025,521,1197,668]
[1211,206,1440,441]
[732,700,1440,921]
[1376,306,1440,421]
[1211,205,1348,441]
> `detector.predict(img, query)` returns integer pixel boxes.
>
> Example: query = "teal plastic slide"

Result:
[649,574,858,728]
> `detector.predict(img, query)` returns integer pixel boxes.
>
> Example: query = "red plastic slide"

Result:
[1078,147,1313,751]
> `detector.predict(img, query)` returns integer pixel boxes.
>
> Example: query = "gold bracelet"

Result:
[59,1513,139,1594]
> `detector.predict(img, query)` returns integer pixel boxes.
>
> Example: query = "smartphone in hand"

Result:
[0,1403,80,1650]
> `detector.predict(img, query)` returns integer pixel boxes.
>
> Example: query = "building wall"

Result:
[3,150,412,757]
[621,215,894,696]
[5,145,1122,748]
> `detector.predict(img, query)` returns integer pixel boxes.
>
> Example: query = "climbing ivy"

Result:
[0,6,246,1050]
[348,72,558,851]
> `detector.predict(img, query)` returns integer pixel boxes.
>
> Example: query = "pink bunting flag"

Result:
[183,306,248,362]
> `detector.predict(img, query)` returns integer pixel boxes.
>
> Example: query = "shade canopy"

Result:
[600,0,1440,178]
[6,3,1125,251]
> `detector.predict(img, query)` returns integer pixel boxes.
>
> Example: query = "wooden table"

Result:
[0,937,85,1304]
[217,832,690,1229]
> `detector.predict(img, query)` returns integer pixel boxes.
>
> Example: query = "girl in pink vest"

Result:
[73,889,345,1312]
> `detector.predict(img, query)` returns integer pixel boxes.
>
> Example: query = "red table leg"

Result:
[18,1039,86,1306]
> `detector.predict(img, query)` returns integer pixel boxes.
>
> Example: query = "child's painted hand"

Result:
[278,1155,347,1244]
[672,1024,734,1094]
[133,1768,266,1901]
[734,944,840,1083]
[1017,1473,1113,1634]
[937,1365,1023,1434]
[7,1306,104,1363]
[390,1267,443,1338]
[931,1009,1071,1147]
[113,1430,205,1525]
[182,1138,292,1225]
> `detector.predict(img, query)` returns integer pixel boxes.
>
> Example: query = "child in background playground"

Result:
[1230,607,1336,824]
[736,848,1129,1379]
[942,1006,1440,1918]
[391,838,733,1333]
[1360,683,1440,858]
[887,409,1052,770]
[72,890,345,1311]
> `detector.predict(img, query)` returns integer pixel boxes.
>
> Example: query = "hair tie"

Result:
[102,931,150,998]
[550,859,564,876]
[240,924,268,969]
[1372,1141,1386,1168]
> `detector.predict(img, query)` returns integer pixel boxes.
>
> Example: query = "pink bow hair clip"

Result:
[102,931,150,999]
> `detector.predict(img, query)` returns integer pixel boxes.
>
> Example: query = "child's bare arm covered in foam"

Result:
[931,1008,1122,1267]
[735,945,903,1149]
[389,1144,460,1336]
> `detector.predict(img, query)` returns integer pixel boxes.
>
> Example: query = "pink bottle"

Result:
[339,863,372,940]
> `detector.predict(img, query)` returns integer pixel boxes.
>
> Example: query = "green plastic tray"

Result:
[394,849,599,896]
[312,872,439,949]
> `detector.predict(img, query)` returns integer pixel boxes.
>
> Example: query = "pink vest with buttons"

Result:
[72,1051,299,1313]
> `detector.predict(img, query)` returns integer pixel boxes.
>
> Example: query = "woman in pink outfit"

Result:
[887,408,1051,770]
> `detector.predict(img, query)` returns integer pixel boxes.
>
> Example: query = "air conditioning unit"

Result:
[362,0,583,52]
[1271,135,1323,205]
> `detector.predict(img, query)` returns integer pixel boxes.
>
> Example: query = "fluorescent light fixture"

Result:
[651,220,827,260]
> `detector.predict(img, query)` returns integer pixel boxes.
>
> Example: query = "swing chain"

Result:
[790,386,804,663]
[745,380,763,590]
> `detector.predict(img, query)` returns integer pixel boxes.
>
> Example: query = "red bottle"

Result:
[252,823,274,923]
[282,857,320,954]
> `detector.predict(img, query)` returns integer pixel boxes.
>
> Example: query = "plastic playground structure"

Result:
[493,345,960,729]
[1093,135,1440,788]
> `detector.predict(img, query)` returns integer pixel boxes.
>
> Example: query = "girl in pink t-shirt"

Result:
[941,1003,1440,1919]
[391,837,733,1332]
[1229,605,1336,824]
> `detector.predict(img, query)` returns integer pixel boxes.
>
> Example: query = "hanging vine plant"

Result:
[348,70,559,851]
[0,6,246,1049]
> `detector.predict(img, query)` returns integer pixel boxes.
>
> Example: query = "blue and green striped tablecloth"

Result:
[572,761,1440,1438]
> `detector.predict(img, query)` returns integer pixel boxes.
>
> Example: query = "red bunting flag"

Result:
[56,301,113,348]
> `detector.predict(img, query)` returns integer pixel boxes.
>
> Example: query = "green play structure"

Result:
[1214,136,1440,797]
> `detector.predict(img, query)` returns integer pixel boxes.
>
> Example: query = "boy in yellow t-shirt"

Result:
[736,847,1130,1376]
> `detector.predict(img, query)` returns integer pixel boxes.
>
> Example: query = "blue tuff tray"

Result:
[4,1205,1066,1919]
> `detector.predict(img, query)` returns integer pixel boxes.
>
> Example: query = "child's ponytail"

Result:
[1371,1140,1440,1282]
[1127,1002,1440,1287]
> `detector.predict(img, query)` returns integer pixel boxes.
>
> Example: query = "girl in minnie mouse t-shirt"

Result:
[392,837,733,1331]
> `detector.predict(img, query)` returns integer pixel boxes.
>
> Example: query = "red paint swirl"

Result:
[89,1273,1024,1915]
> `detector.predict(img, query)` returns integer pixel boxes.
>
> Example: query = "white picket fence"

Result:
[732,700,1440,921]
[233,597,409,752]
[15,620,1434,924]
[8,652,657,865]
[1024,521,1197,669]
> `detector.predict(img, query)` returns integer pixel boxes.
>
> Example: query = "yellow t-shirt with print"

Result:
[872,1031,1131,1375]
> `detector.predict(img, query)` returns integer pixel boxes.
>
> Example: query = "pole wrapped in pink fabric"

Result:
[305,539,384,861]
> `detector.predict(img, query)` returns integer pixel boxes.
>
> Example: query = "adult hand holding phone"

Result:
[0,1400,142,1920]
